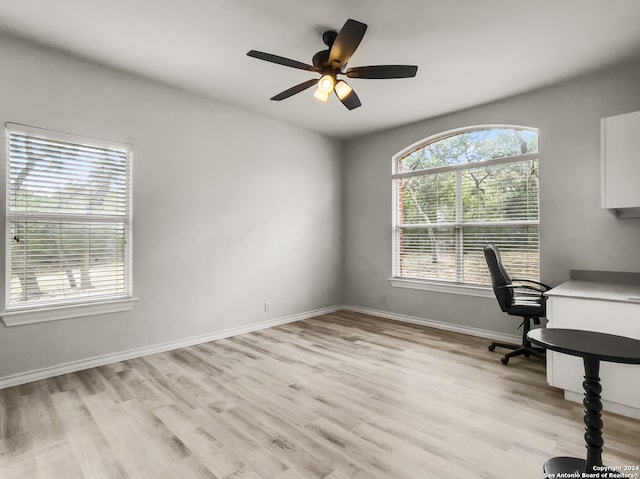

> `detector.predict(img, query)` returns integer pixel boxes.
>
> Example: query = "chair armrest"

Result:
[511,278,552,290]
[498,284,546,295]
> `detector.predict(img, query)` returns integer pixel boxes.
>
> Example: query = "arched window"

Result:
[392,126,539,288]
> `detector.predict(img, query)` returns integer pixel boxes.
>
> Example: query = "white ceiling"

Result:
[1,0,640,139]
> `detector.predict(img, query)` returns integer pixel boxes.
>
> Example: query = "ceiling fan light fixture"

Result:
[313,88,330,102]
[335,80,353,100]
[318,74,335,94]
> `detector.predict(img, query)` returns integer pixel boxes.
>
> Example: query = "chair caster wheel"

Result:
[488,345,495,352]
[501,357,509,365]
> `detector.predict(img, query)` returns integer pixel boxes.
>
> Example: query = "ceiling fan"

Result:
[247,19,418,110]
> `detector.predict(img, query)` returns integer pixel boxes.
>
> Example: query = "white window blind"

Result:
[393,127,539,287]
[6,124,132,310]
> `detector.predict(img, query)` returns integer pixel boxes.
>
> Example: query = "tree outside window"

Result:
[392,127,539,286]
[6,124,132,310]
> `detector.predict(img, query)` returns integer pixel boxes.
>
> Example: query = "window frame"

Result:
[390,124,540,296]
[2,123,136,326]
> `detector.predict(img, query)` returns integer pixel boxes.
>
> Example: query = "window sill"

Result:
[389,277,494,298]
[1,297,138,327]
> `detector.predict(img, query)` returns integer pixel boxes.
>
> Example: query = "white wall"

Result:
[343,61,640,335]
[0,35,343,379]
[3,33,640,380]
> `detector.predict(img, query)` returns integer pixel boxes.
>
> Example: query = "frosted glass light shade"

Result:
[335,80,353,100]
[318,74,335,93]
[313,88,330,102]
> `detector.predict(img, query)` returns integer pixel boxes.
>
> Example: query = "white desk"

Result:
[546,280,640,419]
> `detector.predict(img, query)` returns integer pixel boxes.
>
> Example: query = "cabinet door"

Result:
[547,297,640,409]
[602,111,640,209]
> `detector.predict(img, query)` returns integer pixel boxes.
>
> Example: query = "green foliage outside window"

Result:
[394,128,539,285]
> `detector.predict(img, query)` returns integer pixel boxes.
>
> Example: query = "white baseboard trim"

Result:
[341,304,521,344]
[0,305,341,390]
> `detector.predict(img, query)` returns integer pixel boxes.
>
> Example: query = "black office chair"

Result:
[483,243,551,365]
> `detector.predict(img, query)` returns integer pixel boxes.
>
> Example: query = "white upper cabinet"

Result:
[601,110,640,218]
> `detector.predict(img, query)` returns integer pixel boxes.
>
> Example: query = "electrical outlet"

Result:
[379,295,386,304]
[264,302,270,312]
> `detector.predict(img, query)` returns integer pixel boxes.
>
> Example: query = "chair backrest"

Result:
[483,243,514,311]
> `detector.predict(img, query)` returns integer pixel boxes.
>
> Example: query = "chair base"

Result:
[489,342,545,365]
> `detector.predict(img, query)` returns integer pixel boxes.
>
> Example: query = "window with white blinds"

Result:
[392,126,539,287]
[5,124,132,310]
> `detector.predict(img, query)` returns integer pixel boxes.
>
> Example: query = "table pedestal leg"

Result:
[543,357,604,474]
[583,357,603,471]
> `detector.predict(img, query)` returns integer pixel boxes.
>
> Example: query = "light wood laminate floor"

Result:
[1,311,639,478]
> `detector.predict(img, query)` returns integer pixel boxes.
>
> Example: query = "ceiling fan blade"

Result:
[346,65,418,79]
[270,79,319,101]
[328,19,367,68]
[335,86,362,110]
[247,50,317,72]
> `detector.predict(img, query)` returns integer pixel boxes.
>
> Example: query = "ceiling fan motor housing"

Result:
[313,30,341,71]
[312,50,331,70]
